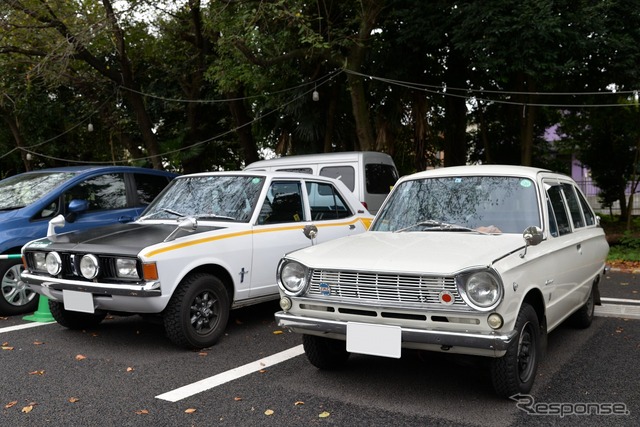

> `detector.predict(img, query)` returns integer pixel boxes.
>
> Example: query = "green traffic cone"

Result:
[23,295,55,323]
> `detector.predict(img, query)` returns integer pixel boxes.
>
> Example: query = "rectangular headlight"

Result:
[32,252,47,272]
[115,258,140,279]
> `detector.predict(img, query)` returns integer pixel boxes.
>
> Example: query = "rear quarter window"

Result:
[320,166,355,192]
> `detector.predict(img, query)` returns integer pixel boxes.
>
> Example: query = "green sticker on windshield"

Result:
[520,179,532,188]
[252,178,261,184]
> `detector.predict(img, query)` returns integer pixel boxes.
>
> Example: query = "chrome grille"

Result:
[308,269,471,311]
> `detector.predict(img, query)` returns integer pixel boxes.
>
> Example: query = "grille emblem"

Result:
[319,283,331,296]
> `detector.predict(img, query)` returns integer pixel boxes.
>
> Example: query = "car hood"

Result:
[287,231,526,275]
[23,222,223,257]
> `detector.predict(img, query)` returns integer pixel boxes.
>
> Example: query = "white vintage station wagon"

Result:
[21,171,373,349]
[275,165,609,397]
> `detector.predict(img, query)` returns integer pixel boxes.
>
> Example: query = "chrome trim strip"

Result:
[21,271,161,297]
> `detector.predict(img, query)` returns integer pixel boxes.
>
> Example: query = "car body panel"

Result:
[275,165,609,359]
[21,171,373,316]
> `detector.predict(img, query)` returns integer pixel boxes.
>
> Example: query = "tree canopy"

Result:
[1,0,640,203]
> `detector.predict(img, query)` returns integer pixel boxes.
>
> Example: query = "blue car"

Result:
[0,166,177,315]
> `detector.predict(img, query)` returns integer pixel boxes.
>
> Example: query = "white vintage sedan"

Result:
[21,171,373,349]
[275,165,609,397]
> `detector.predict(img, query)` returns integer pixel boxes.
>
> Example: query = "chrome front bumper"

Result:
[21,271,161,297]
[275,311,518,352]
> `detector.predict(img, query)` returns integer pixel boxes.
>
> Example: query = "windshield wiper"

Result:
[196,214,236,221]
[139,208,186,221]
[395,219,487,234]
[0,206,25,211]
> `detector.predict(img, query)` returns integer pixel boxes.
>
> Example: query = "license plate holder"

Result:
[62,290,95,313]
[346,322,401,358]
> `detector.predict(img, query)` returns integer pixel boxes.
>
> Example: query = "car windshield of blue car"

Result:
[370,175,541,234]
[140,175,266,223]
[0,172,76,210]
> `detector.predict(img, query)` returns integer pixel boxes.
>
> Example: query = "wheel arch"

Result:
[181,264,235,302]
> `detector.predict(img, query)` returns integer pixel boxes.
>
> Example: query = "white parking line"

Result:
[156,344,305,402]
[0,322,55,334]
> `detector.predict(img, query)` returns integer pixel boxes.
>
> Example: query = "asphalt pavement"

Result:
[600,269,640,300]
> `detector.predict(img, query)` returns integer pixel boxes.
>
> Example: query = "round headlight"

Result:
[459,271,502,310]
[45,252,62,276]
[278,260,308,295]
[80,254,100,279]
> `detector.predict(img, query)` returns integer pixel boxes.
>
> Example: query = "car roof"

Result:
[177,170,343,181]
[16,166,177,176]
[404,165,555,181]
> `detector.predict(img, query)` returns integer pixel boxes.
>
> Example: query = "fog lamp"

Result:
[487,313,503,329]
[280,296,292,311]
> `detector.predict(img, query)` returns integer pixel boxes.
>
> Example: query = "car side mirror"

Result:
[66,199,89,223]
[164,216,198,242]
[520,226,543,258]
[68,199,89,213]
[303,224,318,244]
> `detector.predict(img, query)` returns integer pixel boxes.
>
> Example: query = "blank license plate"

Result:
[63,290,95,313]
[346,322,401,358]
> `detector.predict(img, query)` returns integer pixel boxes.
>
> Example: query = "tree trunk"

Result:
[343,0,384,152]
[443,50,468,166]
[227,89,259,166]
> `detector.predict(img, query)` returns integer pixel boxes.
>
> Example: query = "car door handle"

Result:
[349,224,356,230]
[576,243,582,254]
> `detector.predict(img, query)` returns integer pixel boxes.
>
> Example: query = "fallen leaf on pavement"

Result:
[5,401,17,409]
[75,354,86,361]
[294,401,304,406]
[319,411,331,418]
[2,346,13,351]
[264,409,274,416]
[126,367,134,372]
[135,409,149,415]
[185,408,197,414]
[234,397,243,401]
[28,370,45,375]
[33,341,44,345]
[272,330,283,335]
[68,397,79,403]
[22,405,34,413]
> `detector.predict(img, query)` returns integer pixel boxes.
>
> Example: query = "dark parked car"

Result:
[0,166,177,315]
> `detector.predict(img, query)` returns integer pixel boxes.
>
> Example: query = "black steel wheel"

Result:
[163,273,230,349]
[490,303,540,397]
[303,334,350,369]
[49,300,106,329]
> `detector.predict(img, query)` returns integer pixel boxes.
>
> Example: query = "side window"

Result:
[546,184,571,236]
[65,174,127,211]
[576,188,596,226]
[260,181,304,224]
[546,197,559,237]
[134,173,171,205]
[561,183,585,229]
[320,166,355,192]
[365,163,398,195]
[305,182,353,220]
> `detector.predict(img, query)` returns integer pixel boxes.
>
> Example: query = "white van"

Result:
[244,151,399,213]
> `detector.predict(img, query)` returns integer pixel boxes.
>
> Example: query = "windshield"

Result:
[141,175,266,223]
[0,172,76,210]
[371,175,541,233]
